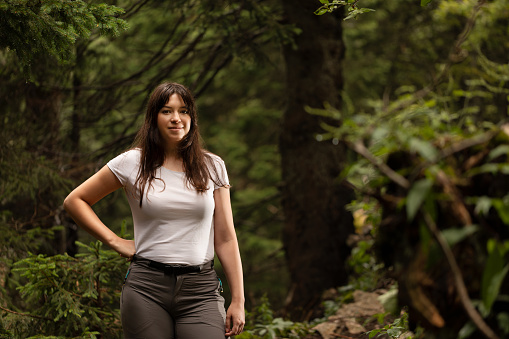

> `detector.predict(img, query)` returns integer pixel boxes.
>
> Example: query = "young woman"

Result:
[64,82,245,338]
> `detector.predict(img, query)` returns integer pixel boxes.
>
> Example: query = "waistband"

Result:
[132,255,213,275]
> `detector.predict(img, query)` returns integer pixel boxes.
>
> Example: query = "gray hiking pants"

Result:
[120,256,227,339]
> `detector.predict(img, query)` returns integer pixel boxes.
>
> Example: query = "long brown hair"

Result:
[132,82,225,206]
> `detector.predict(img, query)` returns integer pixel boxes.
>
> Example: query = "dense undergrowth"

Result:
[0,225,412,339]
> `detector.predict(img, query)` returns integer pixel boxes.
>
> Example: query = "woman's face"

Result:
[157,93,191,148]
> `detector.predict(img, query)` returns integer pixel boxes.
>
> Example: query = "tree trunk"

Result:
[279,1,354,320]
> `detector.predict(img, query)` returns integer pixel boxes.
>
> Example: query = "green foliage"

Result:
[0,0,291,321]
[0,1,507,338]
[343,199,386,290]
[480,239,509,315]
[375,287,399,318]
[347,239,385,291]
[238,295,312,339]
[310,0,509,335]
[314,0,435,19]
[366,312,411,339]
[314,0,375,19]
[0,0,128,75]
[2,241,129,338]
[406,178,433,221]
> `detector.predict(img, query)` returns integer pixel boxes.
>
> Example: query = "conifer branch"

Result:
[0,305,53,321]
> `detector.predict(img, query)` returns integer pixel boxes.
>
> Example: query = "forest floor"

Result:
[305,289,414,339]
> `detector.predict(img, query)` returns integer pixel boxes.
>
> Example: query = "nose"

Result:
[170,112,181,123]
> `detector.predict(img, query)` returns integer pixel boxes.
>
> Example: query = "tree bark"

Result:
[279,1,354,320]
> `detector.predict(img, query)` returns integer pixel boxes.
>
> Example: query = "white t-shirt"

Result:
[107,149,229,265]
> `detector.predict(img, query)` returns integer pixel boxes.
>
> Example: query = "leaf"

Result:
[421,0,433,6]
[372,126,390,142]
[314,8,328,15]
[441,225,479,247]
[488,145,509,161]
[319,0,329,4]
[481,241,509,313]
[378,287,399,315]
[492,199,509,225]
[409,138,438,161]
[497,312,509,334]
[473,196,493,216]
[387,327,403,337]
[484,263,509,313]
[368,329,382,338]
[406,178,433,221]
[458,321,477,339]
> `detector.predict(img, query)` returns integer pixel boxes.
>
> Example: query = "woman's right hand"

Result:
[112,237,136,261]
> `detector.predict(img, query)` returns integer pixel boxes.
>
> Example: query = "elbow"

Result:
[63,193,75,213]
[63,195,71,212]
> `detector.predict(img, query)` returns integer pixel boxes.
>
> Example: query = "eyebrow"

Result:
[161,105,188,109]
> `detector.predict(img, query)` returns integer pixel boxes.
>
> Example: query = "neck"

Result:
[162,151,184,172]
[163,145,180,159]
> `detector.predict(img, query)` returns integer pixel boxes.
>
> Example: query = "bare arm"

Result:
[63,165,135,258]
[213,186,245,337]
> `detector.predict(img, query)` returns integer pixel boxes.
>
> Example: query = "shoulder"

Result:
[204,151,225,165]
[107,148,141,186]
[107,148,141,173]
[204,151,228,172]
[203,151,230,188]
[121,148,142,159]
[111,148,141,163]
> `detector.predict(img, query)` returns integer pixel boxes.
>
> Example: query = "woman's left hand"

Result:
[225,301,245,337]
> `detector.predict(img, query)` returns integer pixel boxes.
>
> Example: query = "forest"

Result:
[0,0,508,338]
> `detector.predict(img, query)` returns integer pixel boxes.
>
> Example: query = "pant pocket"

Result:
[179,270,219,296]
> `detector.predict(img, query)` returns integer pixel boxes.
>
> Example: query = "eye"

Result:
[180,109,189,114]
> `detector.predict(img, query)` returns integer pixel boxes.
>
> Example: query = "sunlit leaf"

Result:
[473,196,493,216]
[377,287,399,315]
[315,8,328,15]
[458,321,477,339]
[481,241,509,313]
[409,138,438,161]
[441,225,479,247]
[488,145,509,161]
[406,178,433,221]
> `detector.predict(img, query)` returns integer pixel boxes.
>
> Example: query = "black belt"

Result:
[132,255,211,275]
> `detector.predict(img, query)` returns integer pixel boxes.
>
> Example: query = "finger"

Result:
[225,320,239,336]
[225,314,232,334]
[230,318,242,335]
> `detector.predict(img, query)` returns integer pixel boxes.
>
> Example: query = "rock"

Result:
[312,321,339,339]
[313,290,386,338]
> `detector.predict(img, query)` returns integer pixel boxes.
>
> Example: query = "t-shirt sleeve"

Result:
[106,149,140,187]
[209,154,230,190]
